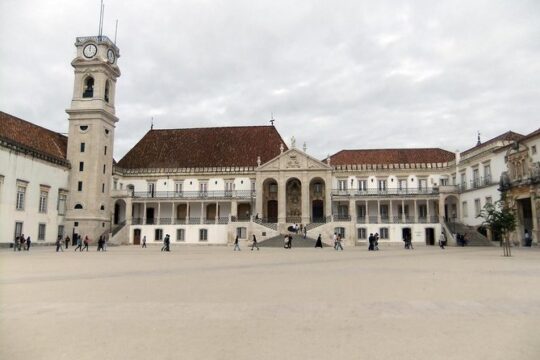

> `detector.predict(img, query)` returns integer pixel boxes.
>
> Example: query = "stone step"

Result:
[259,234,329,248]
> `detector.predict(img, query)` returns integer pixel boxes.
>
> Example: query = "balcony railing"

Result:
[331,188,439,197]
[131,217,229,225]
[458,176,495,192]
[355,215,440,224]
[133,190,255,200]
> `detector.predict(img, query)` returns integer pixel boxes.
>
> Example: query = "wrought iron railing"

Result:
[331,188,439,197]
[133,190,255,199]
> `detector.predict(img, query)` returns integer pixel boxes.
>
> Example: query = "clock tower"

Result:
[65,35,120,242]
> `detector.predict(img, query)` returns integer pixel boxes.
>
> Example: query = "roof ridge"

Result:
[150,125,275,131]
[0,111,66,139]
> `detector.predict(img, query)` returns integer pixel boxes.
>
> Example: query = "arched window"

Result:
[83,77,94,98]
[74,203,83,209]
[104,80,110,102]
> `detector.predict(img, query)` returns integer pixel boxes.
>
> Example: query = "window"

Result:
[358,180,367,191]
[38,223,46,241]
[104,81,110,102]
[236,227,247,239]
[104,146,107,155]
[473,168,480,187]
[380,204,389,219]
[378,180,387,192]
[380,228,389,239]
[440,178,449,186]
[57,192,67,215]
[338,179,347,191]
[483,164,491,184]
[16,185,26,210]
[398,205,409,217]
[451,174,456,185]
[460,172,466,187]
[78,181,83,191]
[462,201,468,218]
[474,199,481,216]
[175,181,183,195]
[199,229,208,241]
[147,182,156,197]
[225,181,234,196]
[100,205,105,211]
[80,143,85,152]
[314,182,323,194]
[154,229,163,241]
[14,222,23,240]
[79,125,88,131]
[418,179,427,191]
[102,183,105,193]
[357,205,366,218]
[82,77,94,98]
[58,225,64,239]
[176,229,185,241]
[103,164,106,174]
[419,204,427,218]
[357,228,367,240]
[199,182,208,196]
[74,204,83,209]
[334,227,345,238]
[250,180,256,193]
[398,179,407,191]
[79,162,84,171]
[39,190,48,213]
[532,145,537,155]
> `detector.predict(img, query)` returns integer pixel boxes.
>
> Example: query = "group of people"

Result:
[403,234,413,249]
[233,234,259,250]
[368,233,380,251]
[13,234,31,251]
[333,232,344,250]
[160,234,171,252]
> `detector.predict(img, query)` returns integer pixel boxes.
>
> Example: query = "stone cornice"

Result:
[114,165,257,177]
[0,136,70,168]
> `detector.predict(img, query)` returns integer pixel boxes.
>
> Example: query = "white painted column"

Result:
[171,202,175,225]
[186,202,190,223]
[389,200,394,223]
[401,199,405,223]
[216,202,219,224]
[143,202,147,224]
[427,199,431,223]
[377,200,381,224]
[414,199,418,223]
[201,202,204,224]
[157,202,161,225]
[301,175,310,225]
[278,178,286,224]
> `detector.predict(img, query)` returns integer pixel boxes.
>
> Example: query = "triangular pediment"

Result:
[257,148,331,171]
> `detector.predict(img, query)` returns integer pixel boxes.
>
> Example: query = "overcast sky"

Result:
[1,0,539,161]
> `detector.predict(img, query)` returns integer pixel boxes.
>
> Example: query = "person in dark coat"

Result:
[368,233,374,251]
[74,235,82,251]
[315,234,323,248]
[82,236,89,251]
[56,235,63,252]
[233,235,241,251]
[251,234,259,251]
[97,236,104,251]
[26,236,32,251]
[64,236,70,249]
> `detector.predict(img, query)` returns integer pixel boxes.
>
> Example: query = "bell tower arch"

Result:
[65,35,121,242]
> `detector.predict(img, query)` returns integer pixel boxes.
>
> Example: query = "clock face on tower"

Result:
[83,44,97,58]
[107,49,116,64]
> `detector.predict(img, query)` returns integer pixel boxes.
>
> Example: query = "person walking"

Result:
[74,235,82,251]
[165,234,171,251]
[315,234,323,248]
[161,236,167,252]
[335,234,344,251]
[26,236,32,251]
[288,234,293,249]
[65,236,70,249]
[333,232,338,250]
[439,231,446,249]
[368,233,374,251]
[103,235,108,251]
[284,234,289,249]
[82,236,89,251]
[303,226,307,239]
[142,235,147,248]
[97,236,104,251]
[13,236,19,252]
[524,229,532,247]
[56,235,64,252]
[233,235,241,251]
[251,234,259,251]
[374,233,380,251]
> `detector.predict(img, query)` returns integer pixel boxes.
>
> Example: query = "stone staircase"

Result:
[259,234,328,248]
[446,221,492,246]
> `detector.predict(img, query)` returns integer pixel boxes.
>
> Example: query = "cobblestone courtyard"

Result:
[1,245,539,360]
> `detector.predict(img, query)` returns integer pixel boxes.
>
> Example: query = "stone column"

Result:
[325,173,332,220]
[216,202,219,224]
[301,175,310,225]
[414,199,418,223]
[186,202,190,223]
[200,202,204,224]
[231,200,238,218]
[531,196,539,245]
[377,200,381,224]
[427,200,431,223]
[157,202,161,225]
[349,199,357,223]
[401,199,405,223]
[255,178,263,217]
[126,198,133,225]
[171,201,175,225]
[143,202,147,224]
[278,177,286,224]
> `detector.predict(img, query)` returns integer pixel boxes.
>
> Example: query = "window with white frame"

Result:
[418,178,427,191]
[174,181,183,195]
[236,227,247,239]
[460,172,466,187]
[39,186,49,213]
[380,228,389,239]
[357,205,366,218]
[176,229,185,241]
[378,180,387,191]
[380,204,389,218]
[358,179,367,191]
[483,163,492,183]
[225,180,234,196]
[462,201,468,218]
[38,223,46,241]
[398,179,407,191]
[334,227,345,237]
[357,228,367,240]
[473,168,480,187]
[154,228,163,241]
[419,204,427,218]
[14,222,23,240]
[338,179,347,191]
[199,229,208,241]
[199,181,208,196]
[250,179,256,192]
[440,178,449,186]
[474,199,481,216]
[16,182,27,210]
[147,182,156,197]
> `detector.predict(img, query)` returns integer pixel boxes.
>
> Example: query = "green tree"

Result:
[477,198,516,256]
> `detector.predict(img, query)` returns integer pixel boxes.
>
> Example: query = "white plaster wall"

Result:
[459,185,499,226]
[0,149,69,244]
[129,224,228,244]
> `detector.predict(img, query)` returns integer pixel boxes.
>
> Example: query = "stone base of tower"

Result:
[66,219,111,244]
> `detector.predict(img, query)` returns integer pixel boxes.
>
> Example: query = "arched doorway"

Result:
[113,199,126,225]
[286,178,302,223]
[262,178,278,222]
[310,178,325,222]
[443,195,460,222]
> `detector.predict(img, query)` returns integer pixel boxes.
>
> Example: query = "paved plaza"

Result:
[1,244,539,360]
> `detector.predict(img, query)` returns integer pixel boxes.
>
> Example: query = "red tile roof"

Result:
[461,131,524,156]
[329,148,455,165]
[0,111,68,163]
[117,126,287,169]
